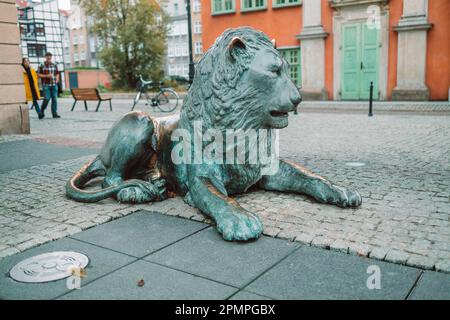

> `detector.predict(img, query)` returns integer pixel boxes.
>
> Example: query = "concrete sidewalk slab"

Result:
[1,210,448,300]
[0,237,135,300]
[70,211,208,258]
[0,139,98,173]
[59,260,237,300]
[145,227,300,288]
[409,271,450,300]
[229,291,272,300]
[244,246,421,300]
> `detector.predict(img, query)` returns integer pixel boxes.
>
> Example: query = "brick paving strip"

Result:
[1,103,449,274]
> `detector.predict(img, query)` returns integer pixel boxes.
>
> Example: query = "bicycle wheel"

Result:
[131,91,142,110]
[155,89,179,112]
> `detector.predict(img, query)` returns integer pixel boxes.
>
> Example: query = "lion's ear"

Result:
[227,37,246,61]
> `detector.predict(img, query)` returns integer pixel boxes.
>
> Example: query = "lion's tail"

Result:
[65,156,113,203]
[66,156,161,203]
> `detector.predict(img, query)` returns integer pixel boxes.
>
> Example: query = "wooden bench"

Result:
[70,88,112,112]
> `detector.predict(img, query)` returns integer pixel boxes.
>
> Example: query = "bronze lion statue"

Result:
[66,27,361,241]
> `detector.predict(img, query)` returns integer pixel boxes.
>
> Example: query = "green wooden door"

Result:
[341,22,379,100]
[341,23,360,100]
[360,24,379,99]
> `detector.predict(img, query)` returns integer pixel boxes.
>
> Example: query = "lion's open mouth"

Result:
[270,111,288,118]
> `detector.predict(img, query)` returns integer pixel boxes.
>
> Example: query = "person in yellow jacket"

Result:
[22,57,44,119]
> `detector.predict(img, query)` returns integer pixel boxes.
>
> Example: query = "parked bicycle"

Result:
[131,75,179,112]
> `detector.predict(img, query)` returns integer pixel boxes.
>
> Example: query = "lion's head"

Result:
[180,27,301,131]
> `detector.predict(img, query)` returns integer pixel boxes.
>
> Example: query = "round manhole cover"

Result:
[345,162,366,167]
[9,251,89,283]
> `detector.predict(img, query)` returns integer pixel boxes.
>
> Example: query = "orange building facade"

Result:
[201,0,450,101]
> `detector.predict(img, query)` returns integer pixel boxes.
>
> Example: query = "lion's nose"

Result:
[290,90,302,107]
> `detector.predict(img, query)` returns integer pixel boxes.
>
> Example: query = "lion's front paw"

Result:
[216,211,263,241]
[334,186,362,208]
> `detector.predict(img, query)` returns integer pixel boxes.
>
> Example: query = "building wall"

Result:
[387,0,402,100]
[0,0,29,134]
[426,0,450,100]
[18,0,65,83]
[192,0,203,61]
[63,3,99,69]
[201,0,450,101]
[164,0,189,79]
[202,1,302,50]
[64,69,111,89]
[322,0,334,100]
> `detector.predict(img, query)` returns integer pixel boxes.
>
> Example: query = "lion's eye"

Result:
[270,66,282,76]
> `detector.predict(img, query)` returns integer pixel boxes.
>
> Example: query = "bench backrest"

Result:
[71,88,100,100]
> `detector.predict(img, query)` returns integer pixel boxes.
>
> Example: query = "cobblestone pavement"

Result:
[1,99,449,273]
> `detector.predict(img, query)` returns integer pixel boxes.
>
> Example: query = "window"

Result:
[35,23,45,36]
[182,45,188,56]
[174,3,179,15]
[194,21,202,34]
[241,0,266,11]
[90,37,97,52]
[193,0,201,12]
[20,23,36,39]
[74,52,79,61]
[27,44,47,58]
[79,35,84,44]
[73,35,78,45]
[194,41,203,55]
[80,50,86,60]
[168,45,175,57]
[211,0,235,15]
[273,0,301,8]
[19,24,27,37]
[279,48,301,86]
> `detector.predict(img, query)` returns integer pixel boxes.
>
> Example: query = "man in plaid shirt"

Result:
[38,52,61,118]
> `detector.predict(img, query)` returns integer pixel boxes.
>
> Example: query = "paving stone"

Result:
[145,228,299,288]
[311,236,333,249]
[59,260,237,300]
[409,271,450,300]
[406,254,436,270]
[70,211,207,258]
[434,260,450,274]
[0,247,20,259]
[385,250,410,265]
[245,246,421,300]
[330,239,349,253]
[369,247,389,261]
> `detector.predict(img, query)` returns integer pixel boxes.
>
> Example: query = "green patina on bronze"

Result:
[66,27,362,241]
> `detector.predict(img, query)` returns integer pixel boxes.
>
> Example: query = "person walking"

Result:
[38,52,61,118]
[22,57,44,119]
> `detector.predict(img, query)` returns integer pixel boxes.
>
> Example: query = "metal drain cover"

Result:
[345,162,366,167]
[9,251,89,283]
